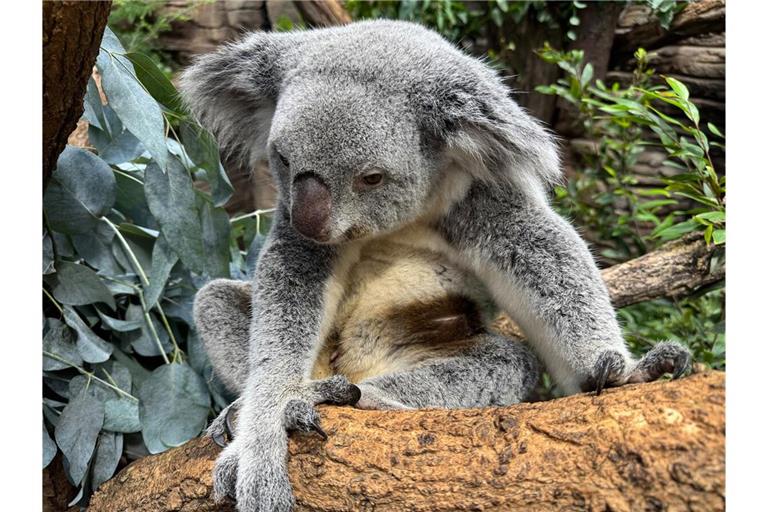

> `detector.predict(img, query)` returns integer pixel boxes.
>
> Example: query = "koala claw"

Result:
[284,399,328,439]
[585,350,627,395]
[209,399,241,448]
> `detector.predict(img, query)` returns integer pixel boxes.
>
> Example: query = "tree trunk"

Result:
[293,0,351,28]
[88,371,724,512]
[43,0,112,187]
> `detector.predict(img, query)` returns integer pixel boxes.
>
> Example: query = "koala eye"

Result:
[359,171,384,188]
[276,151,290,168]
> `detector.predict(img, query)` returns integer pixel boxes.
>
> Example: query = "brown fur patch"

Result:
[385,294,484,347]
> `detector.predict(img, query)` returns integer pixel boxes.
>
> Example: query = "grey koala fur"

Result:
[182,20,690,512]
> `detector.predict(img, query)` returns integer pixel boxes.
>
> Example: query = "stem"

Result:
[43,288,63,314]
[156,302,181,362]
[103,217,150,285]
[230,208,276,224]
[113,168,144,185]
[137,290,172,365]
[43,351,138,402]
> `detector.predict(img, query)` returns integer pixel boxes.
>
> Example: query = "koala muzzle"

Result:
[291,174,332,242]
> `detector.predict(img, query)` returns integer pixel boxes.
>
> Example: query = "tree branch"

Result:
[88,372,724,511]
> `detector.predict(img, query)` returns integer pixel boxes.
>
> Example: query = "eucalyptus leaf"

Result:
[53,261,116,310]
[63,306,113,363]
[43,318,82,371]
[180,122,233,206]
[91,432,124,491]
[145,235,179,309]
[114,170,157,228]
[44,146,116,234]
[104,398,141,433]
[145,160,229,277]
[101,130,145,165]
[96,28,171,171]
[126,52,185,114]
[97,309,144,332]
[124,304,172,357]
[43,422,57,469]
[55,390,105,485]
[138,363,210,454]
[43,231,55,275]
[71,227,122,276]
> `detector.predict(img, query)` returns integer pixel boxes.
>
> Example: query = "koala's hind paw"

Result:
[628,341,692,383]
[583,350,627,395]
[212,443,239,502]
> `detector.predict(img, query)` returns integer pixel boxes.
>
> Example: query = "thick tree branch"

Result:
[88,372,724,511]
[293,0,351,28]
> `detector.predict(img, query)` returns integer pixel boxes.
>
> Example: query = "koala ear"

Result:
[178,32,295,166]
[428,72,562,196]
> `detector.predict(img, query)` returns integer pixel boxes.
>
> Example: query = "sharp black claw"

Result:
[212,431,227,448]
[673,351,692,379]
[594,358,610,396]
[350,384,362,405]
[309,418,328,440]
[224,405,237,440]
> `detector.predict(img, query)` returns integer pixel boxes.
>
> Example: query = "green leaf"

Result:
[123,304,173,357]
[580,63,593,88]
[664,76,690,101]
[104,397,141,433]
[713,229,725,245]
[55,390,105,485]
[145,235,179,309]
[96,28,171,171]
[144,160,230,277]
[97,310,144,332]
[114,170,157,228]
[91,432,123,491]
[63,306,113,363]
[43,318,83,371]
[71,227,122,276]
[53,261,116,310]
[179,122,233,207]
[707,122,724,138]
[125,52,185,114]
[100,129,145,165]
[694,211,725,224]
[44,146,116,234]
[43,422,57,469]
[138,363,210,454]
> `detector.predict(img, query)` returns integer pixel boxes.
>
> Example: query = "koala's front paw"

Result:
[627,341,691,383]
[582,350,628,395]
[311,374,361,405]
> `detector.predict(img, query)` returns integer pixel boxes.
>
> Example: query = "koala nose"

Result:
[291,173,332,242]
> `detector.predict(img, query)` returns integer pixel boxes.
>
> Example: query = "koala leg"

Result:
[356,333,540,410]
[194,278,253,396]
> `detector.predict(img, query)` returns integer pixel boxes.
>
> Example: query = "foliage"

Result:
[108,0,212,75]
[534,44,725,375]
[536,45,725,262]
[645,0,688,30]
[345,0,587,44]
[42,27,267,506]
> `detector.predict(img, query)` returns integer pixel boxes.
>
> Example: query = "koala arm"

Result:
[438,181,630,394]
[213,209,358,510]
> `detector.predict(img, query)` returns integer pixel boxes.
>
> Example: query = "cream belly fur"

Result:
[311,224,497,383]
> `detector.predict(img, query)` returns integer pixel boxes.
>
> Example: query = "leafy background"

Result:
[43,1,724,506]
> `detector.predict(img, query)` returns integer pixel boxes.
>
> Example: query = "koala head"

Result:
[180,20,560,244]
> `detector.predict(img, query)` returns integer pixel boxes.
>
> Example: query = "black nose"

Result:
[291,174,332,241]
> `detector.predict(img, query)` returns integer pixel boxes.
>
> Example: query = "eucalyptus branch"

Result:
[43,350,139,402]
[43,287,64,314]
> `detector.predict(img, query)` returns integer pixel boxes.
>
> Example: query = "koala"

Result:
[181,20,691,512]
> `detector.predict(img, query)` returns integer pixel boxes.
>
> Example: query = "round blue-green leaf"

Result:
[144,235,178,309]
[138,363,210,454]
[55,390,105,485]
[91,432,123,491]
[43,146,116,234]
[63,306,113,363]
[43,317,82,371]
[53,261,116,310]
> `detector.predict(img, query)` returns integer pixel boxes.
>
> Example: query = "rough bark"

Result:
[612,0,725,61]
[88,371,724,512]
[293,0,351,28]
[42,0,112,187]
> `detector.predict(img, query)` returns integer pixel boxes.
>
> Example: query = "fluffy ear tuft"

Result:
[178,32,294,166]
[428,70,562,198]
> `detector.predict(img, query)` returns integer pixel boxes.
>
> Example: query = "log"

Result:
[88,371,724,511]
[43,0,112,187]
[612,0,725,61]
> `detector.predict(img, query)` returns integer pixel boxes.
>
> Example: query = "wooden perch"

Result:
[88,371,724,511]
